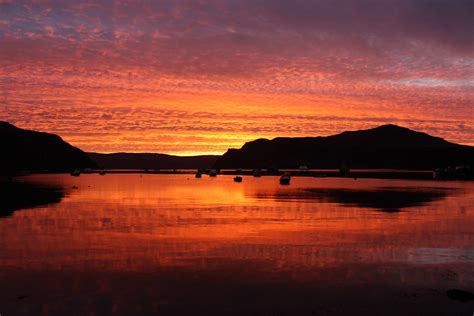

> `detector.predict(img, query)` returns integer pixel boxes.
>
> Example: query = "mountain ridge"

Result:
[88,152,219,170]
[0,121,96,175]
[214,124,474,169]
[2,122,473,173]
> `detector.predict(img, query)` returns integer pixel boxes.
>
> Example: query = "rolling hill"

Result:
[0,121,96,175]
[213,124,474,170]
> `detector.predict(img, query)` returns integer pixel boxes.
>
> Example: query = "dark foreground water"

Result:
[0,174,473,315]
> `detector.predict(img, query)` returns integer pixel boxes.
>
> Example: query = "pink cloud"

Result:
[0,0,472,153]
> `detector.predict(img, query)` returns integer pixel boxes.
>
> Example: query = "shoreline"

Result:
[10,169,443,181]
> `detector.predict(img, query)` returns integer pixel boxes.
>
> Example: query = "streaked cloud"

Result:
[0,0,473,153]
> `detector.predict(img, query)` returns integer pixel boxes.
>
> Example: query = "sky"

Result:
[0,0,473,155]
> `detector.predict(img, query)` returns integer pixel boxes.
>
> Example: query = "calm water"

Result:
[0,174,473,315]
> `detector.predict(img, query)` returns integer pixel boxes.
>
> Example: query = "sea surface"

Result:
[0,174,473,315]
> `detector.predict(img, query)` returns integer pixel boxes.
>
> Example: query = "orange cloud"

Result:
[0,0,473,154]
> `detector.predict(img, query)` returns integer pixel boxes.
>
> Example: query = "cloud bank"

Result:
[1,0,473,153]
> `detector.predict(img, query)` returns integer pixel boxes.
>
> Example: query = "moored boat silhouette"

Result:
[280,172,291,185]
[253,169,262,177]
[70,169,81,177]
[298,165,308,174]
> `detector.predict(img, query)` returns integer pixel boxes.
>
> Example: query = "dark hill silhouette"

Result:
[0,122,96,176]
[214,124,474,169]
[88,152,219,170]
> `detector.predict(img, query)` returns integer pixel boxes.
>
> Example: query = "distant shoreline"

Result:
[16,169,442,180]
[3,122,472,180]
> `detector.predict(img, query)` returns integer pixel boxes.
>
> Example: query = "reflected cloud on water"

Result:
[0,175,472,315]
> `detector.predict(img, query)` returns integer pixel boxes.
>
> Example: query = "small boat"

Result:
[280,172,291,185]
[209,170,217,177]
[253,169,262,177]
[99,170,106,175]
[234,176,243,182]
[266,167,279,175]
[298,165,309,174]
[70,169,81,177]
[195,171,202,178]
[339,164,350,177]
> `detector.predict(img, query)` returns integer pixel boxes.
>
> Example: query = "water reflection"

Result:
[253,187,454,212]
[0,175,472,315]
[0,180,65,217]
